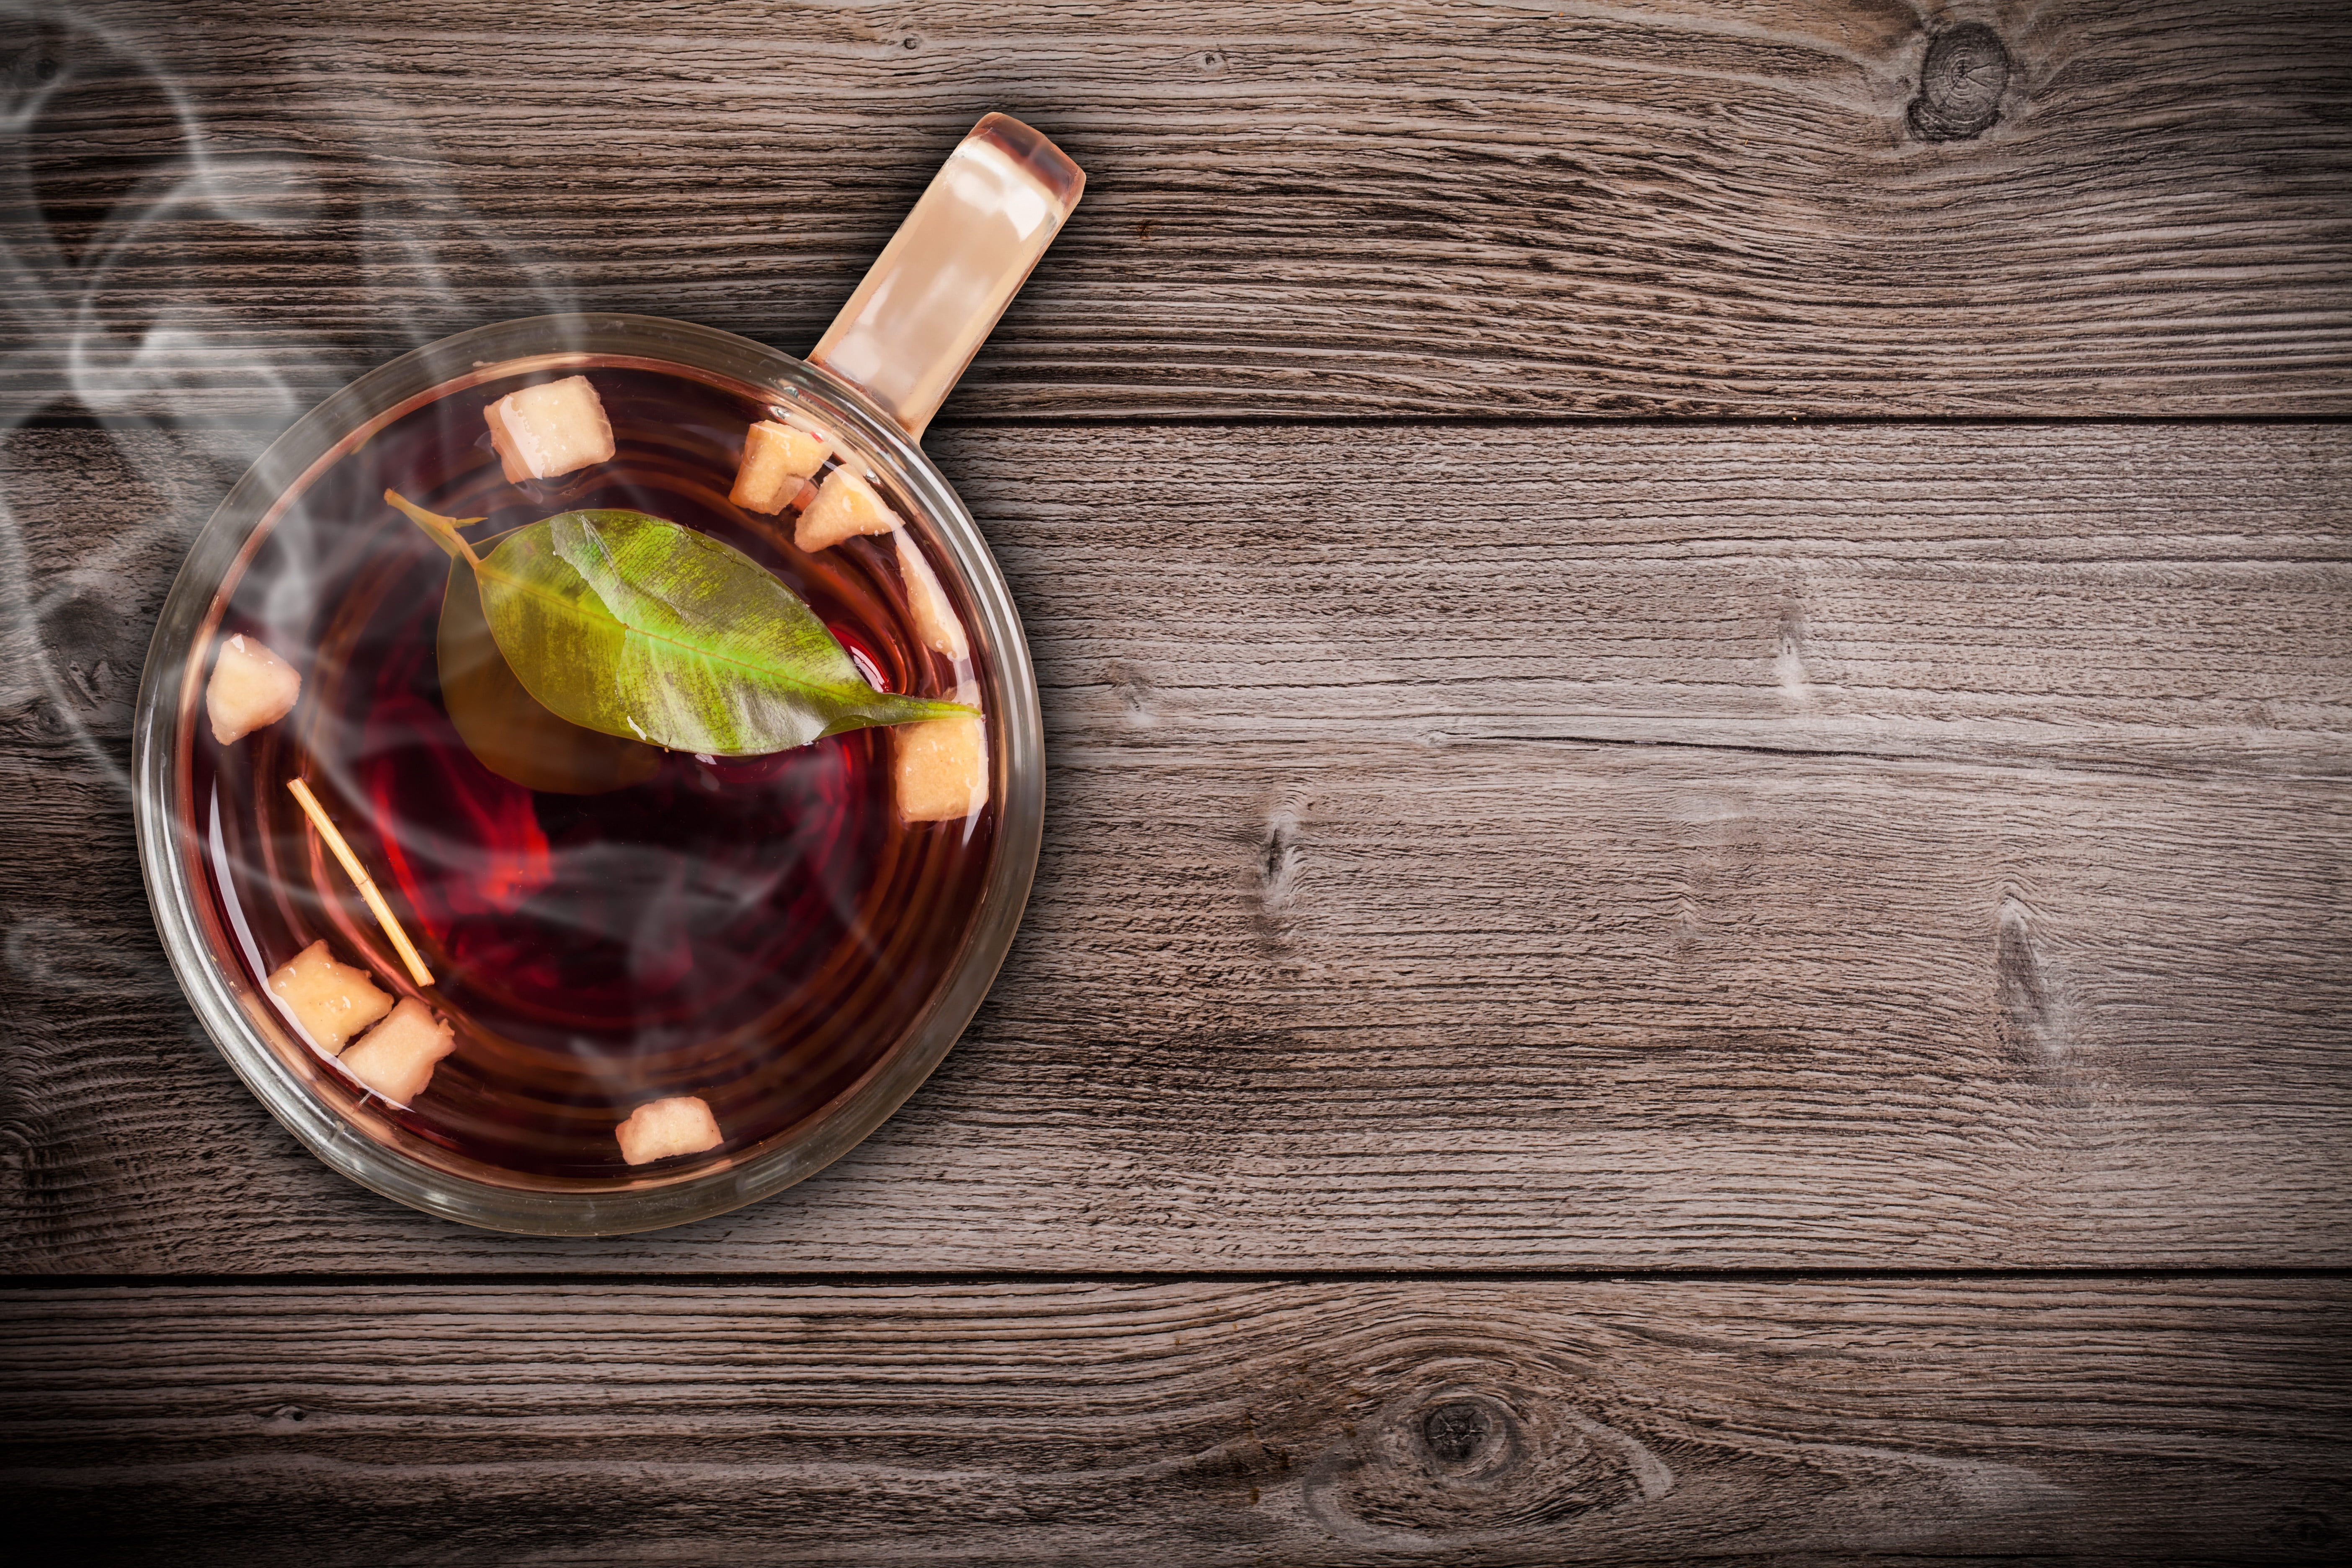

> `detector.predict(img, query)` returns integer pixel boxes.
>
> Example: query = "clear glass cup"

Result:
[129,116,1081,1235]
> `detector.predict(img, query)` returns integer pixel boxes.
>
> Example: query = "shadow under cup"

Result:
[132,314,1044,1236]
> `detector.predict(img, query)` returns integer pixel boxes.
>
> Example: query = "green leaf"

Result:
[436,557,664,795]
[389,491,973,756]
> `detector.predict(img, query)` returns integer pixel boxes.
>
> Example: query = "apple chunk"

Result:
[484,374,615,483]
[206,633,302,744]
[729,421,831,514]
[894,712,988,823]
[340,997,456,1105]
[266,939,393,1053]
[796,467,901,552]
[895,531,970,661]
[615,1096,724,1165]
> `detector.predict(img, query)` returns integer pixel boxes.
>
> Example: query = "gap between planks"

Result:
[14,410,2352,433]
[8,1267,2351,1290]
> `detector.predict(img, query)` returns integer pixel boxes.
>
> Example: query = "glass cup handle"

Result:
[810,113,1085,441]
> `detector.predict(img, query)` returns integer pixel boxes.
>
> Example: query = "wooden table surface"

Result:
[3,1,2348,1561]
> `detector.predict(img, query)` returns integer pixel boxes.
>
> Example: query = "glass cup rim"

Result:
[130,312,1044,1236]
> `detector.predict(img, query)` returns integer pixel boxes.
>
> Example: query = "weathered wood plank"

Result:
[970,421,2352,776]
[10,421,2348,775]
[2,421,2346,1272]
[3,1278,2346,1563]
[4,0,2347,419]
[8,735,2346,1272]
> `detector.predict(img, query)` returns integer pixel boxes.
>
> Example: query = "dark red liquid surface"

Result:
[192,364,994,1179]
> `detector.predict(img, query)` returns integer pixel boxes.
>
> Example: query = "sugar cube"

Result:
[730,421,832,514]
[895,530,970,662]
[484,374,615,483]
[615,1096,724,1165]
[894,712,988,823]
[339,997,456,1105]
[205,633,302,745]
[266,939,393,1053]
[796,467,901,552]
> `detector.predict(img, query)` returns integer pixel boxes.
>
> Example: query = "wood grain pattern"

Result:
[966,421,2352,775]
[11,420,2348,771]
[3,2,2348,1555]
[3,0,2347,420]
[8,736,2347,1273]
[3,3,2347,1562]
[4,423,2344,1273]
[4,1278,2347,1563]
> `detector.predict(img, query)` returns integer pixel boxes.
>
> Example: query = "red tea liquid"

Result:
[192,364,993,1179]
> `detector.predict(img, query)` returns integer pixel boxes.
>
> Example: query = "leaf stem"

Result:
[385,489,485,567]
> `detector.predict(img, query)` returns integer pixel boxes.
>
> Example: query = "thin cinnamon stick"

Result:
[286,776,436,988]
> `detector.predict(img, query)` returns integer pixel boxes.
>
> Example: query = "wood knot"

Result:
[1104,658,1158,717]
[1422,1399,1503,1467]
[1994,888,2075,1093]
[1302,1381,1670,1549]
[1256,802,1307,915]
[26,566,152,748]
[2275,1505,2339,1552]
[1909,23,2010,142]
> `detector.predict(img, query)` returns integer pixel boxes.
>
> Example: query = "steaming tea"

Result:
[141,113,1079,1230]
[191,362,995,1179]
